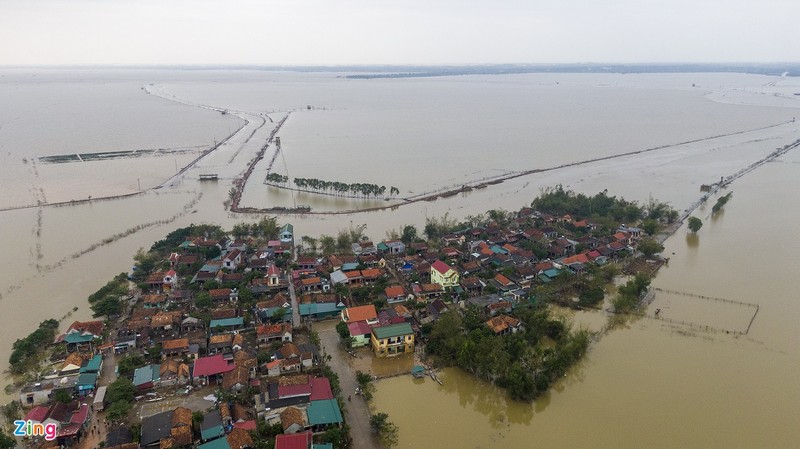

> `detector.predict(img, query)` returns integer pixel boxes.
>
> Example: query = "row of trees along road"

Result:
[285,176,400,199]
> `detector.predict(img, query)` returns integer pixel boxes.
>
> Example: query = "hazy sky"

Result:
[1,0,798,65]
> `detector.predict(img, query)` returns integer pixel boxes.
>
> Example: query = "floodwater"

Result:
[372,154,800,448]
[1,69,800,446]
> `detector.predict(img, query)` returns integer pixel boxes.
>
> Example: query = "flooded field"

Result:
[1,69,800,446]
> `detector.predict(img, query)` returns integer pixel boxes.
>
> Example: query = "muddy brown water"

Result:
[1,71,800,448]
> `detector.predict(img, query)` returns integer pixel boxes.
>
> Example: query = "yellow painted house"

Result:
[370,323,415,357]
[430,260,460,288]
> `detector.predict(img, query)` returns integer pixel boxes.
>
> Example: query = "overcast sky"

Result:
[1,0,798,65]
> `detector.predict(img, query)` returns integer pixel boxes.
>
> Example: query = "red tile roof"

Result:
[193,354,235,377]
[209,288,232,298]
[562,253,590,265]
[347,321,372,337]
[494,274,513,286]
[24,406,50,423]
[360,268,381,279]
[66,320,104,336]
[162,338,189,350]
[344,305,377,322]
[275,431,312,449]
[384,286,406,298]
[310,377,334,401]
[431,260,453,275]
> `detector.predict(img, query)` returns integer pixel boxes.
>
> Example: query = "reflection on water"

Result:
[685,232,700,247]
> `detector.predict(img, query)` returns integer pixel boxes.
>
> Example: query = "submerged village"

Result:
[3,187,690,449]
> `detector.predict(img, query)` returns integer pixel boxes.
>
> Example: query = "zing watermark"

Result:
[13,420,58,441]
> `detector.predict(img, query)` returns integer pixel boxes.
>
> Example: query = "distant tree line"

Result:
[291,177,399,199]
[265,173,289,185]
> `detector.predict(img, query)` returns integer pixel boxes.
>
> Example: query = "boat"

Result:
[429,370,443,385]
[411,366,426,378]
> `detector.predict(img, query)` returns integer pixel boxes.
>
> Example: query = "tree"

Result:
[641,219,660,236]
[192,411,204,426]
[688,216,703,233]
[638,239,665,258]
[400,225,418,244]
[117,354,146,376]
[195,292,212,309]
[0,429,17,449]
[91,295,122,319]
[578,287,605,307]
[271,307,287,322]
[370,413,399,448]
[336,321,350,340]
[319,235,337,255]
[106,400,131,422]
[106,377,136,404]
[54,389,73,404]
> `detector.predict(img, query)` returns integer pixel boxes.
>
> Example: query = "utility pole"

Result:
[137,178,141,191]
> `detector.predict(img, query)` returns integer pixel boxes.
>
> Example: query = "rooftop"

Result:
[371,323,414,340]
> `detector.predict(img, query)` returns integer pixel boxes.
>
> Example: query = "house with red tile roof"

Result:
[257,323,293,345]
[430,260,460,288]
[341,305,378,325]
[384,285,408,304]
[275,431,313,449]
[192,354,235,384]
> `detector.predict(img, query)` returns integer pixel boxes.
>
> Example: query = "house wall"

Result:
[370,334,415,357]
[431,269,460,288]
[351,335,369,348]
[20,389,51,406]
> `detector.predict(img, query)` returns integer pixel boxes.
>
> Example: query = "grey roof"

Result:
[105,427,132,447]
[329,270,348,284]
[201,410,223,431]
[140,410,173,446]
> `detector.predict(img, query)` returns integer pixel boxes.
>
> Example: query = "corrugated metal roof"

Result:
[306,399,343,426]
[371,323,413,340]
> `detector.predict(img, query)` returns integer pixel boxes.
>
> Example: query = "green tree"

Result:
[641,219,660,236]
[319,235,337,255]
[105,399,131,422]
[638,239,665,258]
[578,287,605,307]
[688,216,703,233]
[370,413,399,448]
[271,307,287,322]
[91,295,122,319]
[54,389,73,404]
[336,320,350,340]
[117,354,146,376]
[192,411,204,426]
[0,429,17,449]
[106,377,136,404]
[401,225,418,244]
[195,292,212,309]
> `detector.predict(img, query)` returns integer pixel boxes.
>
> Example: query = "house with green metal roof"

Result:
[133,364,160,390]
[299,302,345,320]
[198,437,231,449]
[200,410,225,442]
[77,372,98,394]
[279,223,294,243]
[306,399,343,431]
[210,317,244,332]
[370,323,415,357]
[79,354,103,374]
